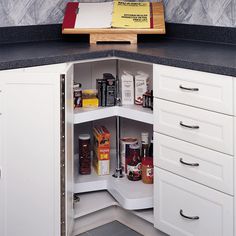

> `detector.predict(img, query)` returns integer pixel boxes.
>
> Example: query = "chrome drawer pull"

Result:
[180,121,199,129]
[179,85,199,91]
[180,209,199,220]
[179,158,199,167]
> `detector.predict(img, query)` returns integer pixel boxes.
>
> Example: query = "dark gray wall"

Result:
[0,0,235,27]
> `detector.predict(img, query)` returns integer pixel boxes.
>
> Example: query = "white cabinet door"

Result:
[0,82,3,236]
[154,168,234,236]
[64,64,74,236]
[0,65,73,236]
[154,98,234,155]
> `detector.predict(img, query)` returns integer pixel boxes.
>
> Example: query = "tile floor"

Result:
[78,221,143,236]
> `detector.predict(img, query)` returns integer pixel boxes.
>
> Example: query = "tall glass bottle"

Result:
[141,132,149,159]
[149,137,153,158]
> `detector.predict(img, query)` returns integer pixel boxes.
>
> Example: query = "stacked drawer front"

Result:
[153,64,233,114]
[154,133,234,195]
[0,86,2,111]
[0,86,2,169]
[153,65,234,236]
[154,168,233,236]
[154,99,234,155]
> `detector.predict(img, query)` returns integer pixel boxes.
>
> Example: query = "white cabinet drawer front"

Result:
[154,133,234,195]
[154,168,234,236]
[154,99,234,155]
[153,65,233,114]
[0,88,2,111]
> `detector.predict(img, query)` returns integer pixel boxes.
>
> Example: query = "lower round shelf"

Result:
[107,176,153,210]
[74,190,154,225]
[74,169,153,210]
[74,152,153,210]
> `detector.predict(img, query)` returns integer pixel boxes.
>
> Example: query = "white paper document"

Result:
[74,2,113,28]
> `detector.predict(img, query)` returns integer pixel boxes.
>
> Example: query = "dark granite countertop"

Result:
[0,38,235,77]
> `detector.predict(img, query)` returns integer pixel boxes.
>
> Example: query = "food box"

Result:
[103,73,116,107]
[82,89,99,108]
[93,126,111,160]
[82,98,99,108]
[93,126,111,148]
[121,71,134,105]
[134,72,149,105]
[93,153,110,176]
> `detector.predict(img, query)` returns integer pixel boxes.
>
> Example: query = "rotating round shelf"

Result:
[74,105,153,125]
[74,154,153,210]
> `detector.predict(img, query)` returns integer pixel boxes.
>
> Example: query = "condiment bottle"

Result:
[127,144,142,181]
[149,137,153,158]
[141,132,149,159]
[141,147,153,184]
[142,156,153,184]
[78,134,91,175]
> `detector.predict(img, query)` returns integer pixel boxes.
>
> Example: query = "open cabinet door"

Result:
[0,67,62,236]
[63,64,74,236]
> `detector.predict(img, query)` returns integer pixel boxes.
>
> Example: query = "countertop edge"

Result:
[0,49,235,77]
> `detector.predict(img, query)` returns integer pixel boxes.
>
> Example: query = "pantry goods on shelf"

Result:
[78,125,153,184]
[93,126,111,176]
[73,71,153,109]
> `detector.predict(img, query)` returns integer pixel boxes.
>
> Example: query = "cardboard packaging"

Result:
[103,73,116,107]
[93,154,110,175]
[121,71,134,105]
[82,89,99,108]
[134,72,149,105]
[93,126,111,175]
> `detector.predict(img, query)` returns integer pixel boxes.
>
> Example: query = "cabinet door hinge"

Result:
[60,74,66,236]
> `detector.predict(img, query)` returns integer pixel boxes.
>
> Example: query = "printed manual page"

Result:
[112,1,150,28]
[75,2,113,28]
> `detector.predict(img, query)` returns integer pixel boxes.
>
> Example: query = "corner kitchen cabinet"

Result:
[0,59,158,236]
[0,58,235,236]
[0,63,74,236]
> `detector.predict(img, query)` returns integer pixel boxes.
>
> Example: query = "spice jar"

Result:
[78,134,91,175]
[127,144,141,181]
[142,157,153,184]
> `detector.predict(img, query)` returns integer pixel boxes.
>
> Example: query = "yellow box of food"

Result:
[94,147,110,160]
[82,98,99,108]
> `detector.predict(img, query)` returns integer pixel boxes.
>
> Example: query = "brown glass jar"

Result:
[79,134,91,175]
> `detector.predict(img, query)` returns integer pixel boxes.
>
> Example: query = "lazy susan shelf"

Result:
[74,152,153,210]
[74,105,153,125]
